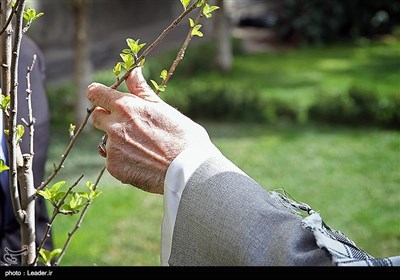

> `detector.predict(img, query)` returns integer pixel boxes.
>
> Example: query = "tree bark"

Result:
[18,155,36,265]
[1,0,37,265]
[1,0,13,102]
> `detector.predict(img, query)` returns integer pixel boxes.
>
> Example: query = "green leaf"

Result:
[196,0,205,8]
[37,189,51,200]
[50,181,66,194]
[38,181,66,204]
[86,181,95,191]
[191,24,204,37]
[23,8,44,25]
[23,9,32,21]
[136,43,146,54]
[78,192,90,200]
[203,4,219,18]
[150,80,166,92]
[189,18,195,28]
[0,94,10,110]
[180,0,191,10]
[150,80,159,91]
[120,54,134,70]
[35,12,44,20]
[38,248,50,266]
[138,58,146,67]
[49,248,62,261]
[59,204,74,215]
[89,189,102,200]
[16,124,24,143]
[119,53,132,64]
[38,248,61,266]
[160,70,168,80]
[126,38,146,55]
[68,124,75,138]
[113,62,122,76]
[0,159,9,172]
[122,48,132,54]
[52,191,66,204]
[69,192,83,209]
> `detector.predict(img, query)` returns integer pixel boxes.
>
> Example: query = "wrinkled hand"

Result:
[87,67,209,194]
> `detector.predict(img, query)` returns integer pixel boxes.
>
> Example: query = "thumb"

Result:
[126,67,160,102]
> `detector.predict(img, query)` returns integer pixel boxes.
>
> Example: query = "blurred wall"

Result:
[28,0,191,83]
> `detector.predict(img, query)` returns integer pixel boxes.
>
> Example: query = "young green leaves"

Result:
[0,94,10,111]
[113,38,146,78]
[4,124,25,144]
[189,18,203,37]
[180,1,219,17]
[180,0,191,10]
[0,160,9,173]
[150,70,168,93]
[37,180,102,215]
[23,7,44,27]
[202,3,219,18]
[38,248,62,266]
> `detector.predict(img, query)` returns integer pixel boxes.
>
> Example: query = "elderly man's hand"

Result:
[87,67,209,194]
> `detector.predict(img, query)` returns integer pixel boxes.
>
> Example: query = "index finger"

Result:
[87,82,128,111]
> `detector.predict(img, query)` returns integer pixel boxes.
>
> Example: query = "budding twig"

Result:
[25,54,36,156]
[157,7,204,94]
[33,175,85,266]
[54,166,105,266]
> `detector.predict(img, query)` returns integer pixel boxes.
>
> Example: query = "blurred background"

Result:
[24,0,399,265]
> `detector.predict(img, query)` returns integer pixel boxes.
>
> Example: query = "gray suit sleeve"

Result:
[169,155,333,266]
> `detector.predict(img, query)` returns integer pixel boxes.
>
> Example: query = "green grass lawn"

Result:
[46,123,400,266]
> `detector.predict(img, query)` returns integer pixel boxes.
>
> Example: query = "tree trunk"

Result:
[214,0,232,73]
[1,0,37,265]
[73,0,92,128]
[18,155,36,265]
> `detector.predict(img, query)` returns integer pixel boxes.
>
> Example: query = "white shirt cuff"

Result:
[161,142,221,266]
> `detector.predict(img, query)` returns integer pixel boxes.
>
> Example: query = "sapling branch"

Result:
[54,167,105,266]
[34,175,84,266]
[157,7,204,94]
[8,0,26,225]
[24,54,36,157]
[111,0,200,90]
[36,104,92,192]
[0,0,19,36]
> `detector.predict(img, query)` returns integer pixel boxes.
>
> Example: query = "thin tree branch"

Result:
[111,0,200,89]
[10,0,39,266]
[33,174,84,266]
[7,0,25,224]
[54,166,106,266]
[36,105,92,193]
[157,7,204,94]
[0,0,19,36]
[25,54,36,156]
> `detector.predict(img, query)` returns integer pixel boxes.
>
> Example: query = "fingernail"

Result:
[88,82,97,90]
